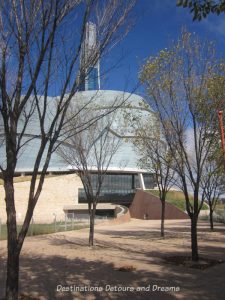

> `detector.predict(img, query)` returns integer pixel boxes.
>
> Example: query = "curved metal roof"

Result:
[0,90,155,173]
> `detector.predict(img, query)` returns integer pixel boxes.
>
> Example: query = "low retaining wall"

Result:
[129,190,188,220]
[97,208,131,226]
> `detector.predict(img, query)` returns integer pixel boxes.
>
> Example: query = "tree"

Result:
[201,155,225,230]
[140,30,221,261]
[58,108,121,246]
[135,125,175,237]
[177,0,225,20]
[0,126,4,148]
[207,65,225,169]
[0,1,135,298]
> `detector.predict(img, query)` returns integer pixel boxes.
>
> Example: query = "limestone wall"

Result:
[0,174,83,224]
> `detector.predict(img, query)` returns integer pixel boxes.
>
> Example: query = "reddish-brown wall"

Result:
[129,190,188,220]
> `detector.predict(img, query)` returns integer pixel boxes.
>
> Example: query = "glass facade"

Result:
[79,72,86,91]
[78,173,155,204]
[78,67,99,91]
[89,173,154,190]
[87,67,98,90]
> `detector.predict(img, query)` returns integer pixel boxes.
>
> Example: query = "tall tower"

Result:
[79,22,100,91]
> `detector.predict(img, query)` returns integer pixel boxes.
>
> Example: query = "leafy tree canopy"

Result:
[177,0,225,20]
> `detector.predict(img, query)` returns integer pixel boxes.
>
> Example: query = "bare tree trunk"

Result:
[6,248,19,300]
[161,200,165,238]
[89,205,96,246]
[209,206,214,231]
[191,215,199,261]
[4,178,19,300]
[89,213,94,246]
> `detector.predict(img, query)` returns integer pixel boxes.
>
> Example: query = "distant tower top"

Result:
[79,22,100,91]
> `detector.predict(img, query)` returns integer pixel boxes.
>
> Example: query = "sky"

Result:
[102,0,225,96]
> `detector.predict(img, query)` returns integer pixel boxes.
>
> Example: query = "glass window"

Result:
[78,173,155,204]
[88,67,98,90]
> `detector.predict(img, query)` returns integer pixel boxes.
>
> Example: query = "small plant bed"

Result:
[162,255,224,270]
[116,265,136,272]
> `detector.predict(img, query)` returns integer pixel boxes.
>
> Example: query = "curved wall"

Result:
[0,90,156,173]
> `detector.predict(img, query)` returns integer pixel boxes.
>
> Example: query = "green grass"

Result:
[0,222,88,240]
[146,190,208,212]
[216,203,225,210]
[0,174,58,186]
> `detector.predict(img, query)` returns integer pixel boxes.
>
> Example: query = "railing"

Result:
[115,205,129,217]
[0,214,90,240]
[214,209,225,223]
[199,210,225,224]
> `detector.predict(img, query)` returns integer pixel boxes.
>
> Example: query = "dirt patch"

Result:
[1,219,225,300]
[163,255,225,270]
[1,295,41,300]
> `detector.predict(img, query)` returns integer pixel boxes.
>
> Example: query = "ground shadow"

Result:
[1,254,224,300]
[1,220,225,300]
[0,255,180,300]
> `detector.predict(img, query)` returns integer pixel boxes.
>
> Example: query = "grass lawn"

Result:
[0,222,88,240]
[216,203,225,210]
[146,190,208,211]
